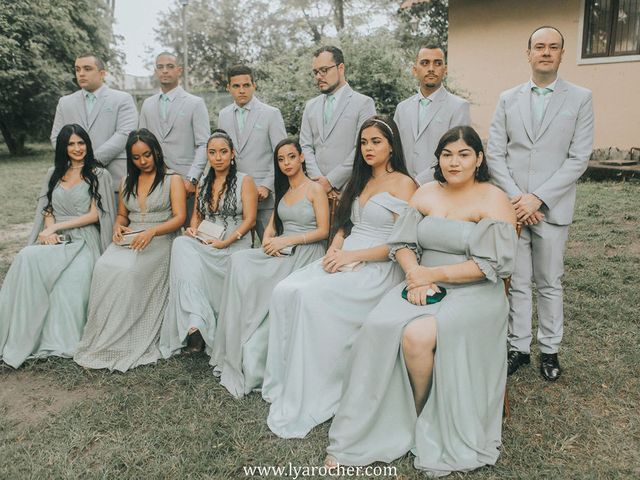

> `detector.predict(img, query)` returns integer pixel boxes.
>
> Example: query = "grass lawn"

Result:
[1,147,639,479]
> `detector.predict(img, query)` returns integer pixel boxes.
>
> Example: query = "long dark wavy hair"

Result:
[433,126,490,183]
[272,138,307,236]
[197,129,238,228]
[332,115,411,235]
[45,124,105,214]
[122,128,167,200]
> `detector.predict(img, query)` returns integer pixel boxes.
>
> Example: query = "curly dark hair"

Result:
[46,124,105,215]
[197,129,239,228]
[122,129,167,200]
[332,115,411,236]
[433,126,490,183]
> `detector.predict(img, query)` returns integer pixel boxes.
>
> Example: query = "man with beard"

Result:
[394,45,470,184]
[299,46,376,197]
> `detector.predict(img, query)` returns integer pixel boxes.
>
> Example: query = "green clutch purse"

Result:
[401,286,447,304]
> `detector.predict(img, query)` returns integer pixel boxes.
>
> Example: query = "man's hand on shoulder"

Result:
[316,176,333,193]
[183,179,196,194]
[257,186,270,202]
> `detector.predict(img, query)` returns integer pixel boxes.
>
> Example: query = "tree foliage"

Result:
[396,0,449,53]
[0,0,115,155]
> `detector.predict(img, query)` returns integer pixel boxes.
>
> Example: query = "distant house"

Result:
[447,0,640,149]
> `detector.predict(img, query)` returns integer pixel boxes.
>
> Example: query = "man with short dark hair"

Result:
[51,53,138,189]
[217,65,287,238]
[300,46,376,195]
[394,45,470,184]
[487,26,594,381]
[139,52,210,197]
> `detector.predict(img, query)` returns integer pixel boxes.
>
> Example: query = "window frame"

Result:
[578,0,640,64]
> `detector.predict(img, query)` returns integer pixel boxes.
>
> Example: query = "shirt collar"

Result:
[160,85,181,102]
[418,85,442,102]
[234,96,256,111]
[83,84,106,98]
[529,77,558,92]
[326,83,347,104]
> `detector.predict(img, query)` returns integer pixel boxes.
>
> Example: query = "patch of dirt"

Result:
[0,371,97,429]
[0,222,32,262]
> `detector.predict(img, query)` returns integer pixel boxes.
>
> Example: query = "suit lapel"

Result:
[536,78,568,140]
[239,100,260,152]
[324,85,352,140]
[417,89,445,139]
[517,84,535,142]
[408,94,419,141]
[154,94,165,137]
[87,87,108,129]
[75,91,89,128]
[164,88,187,137]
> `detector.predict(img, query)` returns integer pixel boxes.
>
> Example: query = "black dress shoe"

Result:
[540,353,562,381]
[507,350,530,375]
[184,330,205,354]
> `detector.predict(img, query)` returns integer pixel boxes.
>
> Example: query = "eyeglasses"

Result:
[312,64,338,77]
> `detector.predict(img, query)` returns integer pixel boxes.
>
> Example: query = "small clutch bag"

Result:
[279,245,297,256]
[116,229,145,247]
[338,261,365,272]
[195,220,226,244]
[401,286,447,304]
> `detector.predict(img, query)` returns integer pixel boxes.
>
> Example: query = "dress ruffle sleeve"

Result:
[387,207,423,262]
[27,167,115,251]
[466,218,517,283]
[96,168,115,252]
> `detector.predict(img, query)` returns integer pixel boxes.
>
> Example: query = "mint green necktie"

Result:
[323,94,335,125]
[237,107,247,132]
[85,92,96,115]
[418,97,431,132]
[160,94,170,120]
[531,86,552,124]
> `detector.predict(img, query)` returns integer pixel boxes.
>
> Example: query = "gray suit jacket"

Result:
[139,86,210,178]
[300,84,376,189]
[51,86,138,187]
[394,87,470,184]
[218,97,287,209]
[487,77,594,226]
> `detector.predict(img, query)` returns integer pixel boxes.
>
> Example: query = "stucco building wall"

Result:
[448,0,640,149]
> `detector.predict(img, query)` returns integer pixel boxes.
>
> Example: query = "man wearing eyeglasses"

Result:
[300,46,376,196]
[486,26,594,381]
[139,52,210,204]
[394,45,470,185]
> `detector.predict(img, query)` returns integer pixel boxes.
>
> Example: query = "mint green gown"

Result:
[211,192,326,399]
[326,209,518,477]
[262,192,407,438]
[160,172,253,359]
[0,167,114,368]
[74,174,176,372]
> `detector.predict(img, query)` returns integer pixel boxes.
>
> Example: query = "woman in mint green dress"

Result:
[0,124,114,368]
[74,129,186,372]
[326,126,518,477]
[160,130,258,359]
[211,138,330,398]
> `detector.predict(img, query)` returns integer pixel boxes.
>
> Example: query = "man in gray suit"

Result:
[51,53,138,190]
[300,46,376,196]
[394,45,470,185]
[139,52,210,214]
[487,26,594,381]
[218,65,287,238]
